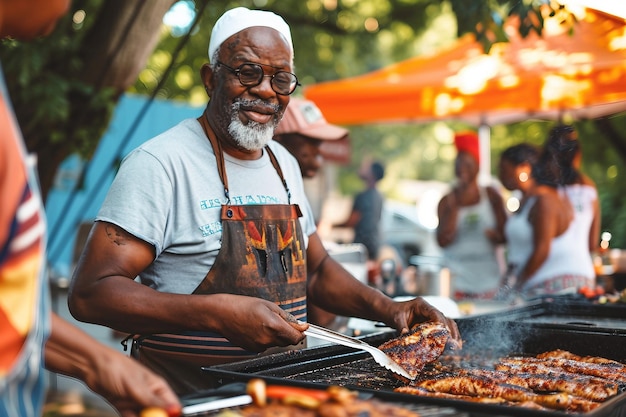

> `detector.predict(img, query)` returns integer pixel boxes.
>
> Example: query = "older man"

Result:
[69,7,460,395]
[1,0,180,416]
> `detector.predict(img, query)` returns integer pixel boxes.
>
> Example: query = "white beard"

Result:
[228,101,279,151]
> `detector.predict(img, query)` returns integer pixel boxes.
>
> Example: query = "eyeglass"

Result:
[217,61,300,96]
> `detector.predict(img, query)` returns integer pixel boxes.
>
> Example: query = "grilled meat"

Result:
[537,349,626,368]
[396,385,558,410]
[569,397,603,413]
[394,347,624,413]
[461,367,618,402]
[413,374,572,410]
[395,386,510,405]
[378,322,452,379]
[497,356,626,383]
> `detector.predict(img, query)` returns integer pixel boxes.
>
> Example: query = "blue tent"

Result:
[45,94,204,278]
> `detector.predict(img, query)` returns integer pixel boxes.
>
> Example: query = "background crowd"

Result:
[435,125,599,301]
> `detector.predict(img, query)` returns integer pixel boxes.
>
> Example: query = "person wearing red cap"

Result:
[436,131,507,300]
[274,97,348,179]
[273,98,346,224]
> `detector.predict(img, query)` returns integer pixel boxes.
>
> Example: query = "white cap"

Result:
[208,7,293,62]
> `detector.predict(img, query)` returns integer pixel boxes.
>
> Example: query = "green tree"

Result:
[1,0,177,200]
[2,0,626,247]
[2,0,582,200]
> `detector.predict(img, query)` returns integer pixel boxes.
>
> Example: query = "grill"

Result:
[203,298,626,417]
[464,296,626,332]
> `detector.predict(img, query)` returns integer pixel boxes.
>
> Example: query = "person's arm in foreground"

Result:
[305,232,461,343]
[69,222,306,352]
[45,313,181,417]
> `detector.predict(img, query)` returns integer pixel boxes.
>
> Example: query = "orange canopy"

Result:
[304,8,626,126]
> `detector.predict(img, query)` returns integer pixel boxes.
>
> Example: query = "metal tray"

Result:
[204,320,626,417]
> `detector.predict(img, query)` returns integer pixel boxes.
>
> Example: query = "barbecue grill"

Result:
[463,295,626,332]
[203,298,626,417]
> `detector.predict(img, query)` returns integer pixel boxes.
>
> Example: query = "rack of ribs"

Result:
[537,349,626,368]
[460,367,618,402]
[496,356,626,383]
[395,386,512,405]
[411,374,573,410]
[394,348,625,413]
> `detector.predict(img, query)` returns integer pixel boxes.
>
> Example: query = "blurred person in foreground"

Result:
[437,131,507,300]
[68,6,461,395]
[0,0,181,416]
[274,97,349,328]
[502,126,595,298]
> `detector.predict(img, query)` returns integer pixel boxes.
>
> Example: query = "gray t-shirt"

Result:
[97,118,316,294]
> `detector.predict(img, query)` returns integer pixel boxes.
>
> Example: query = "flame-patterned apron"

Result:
[129,115,307,394]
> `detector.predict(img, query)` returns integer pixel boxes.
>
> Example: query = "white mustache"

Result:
[233,98,280,114]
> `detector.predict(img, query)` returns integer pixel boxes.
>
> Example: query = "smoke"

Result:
[457,317,533,357]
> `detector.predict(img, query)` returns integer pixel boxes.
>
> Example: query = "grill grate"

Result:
[282,356,404,388]
[207,310,626,416]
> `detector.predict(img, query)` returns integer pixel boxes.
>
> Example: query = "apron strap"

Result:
[197,114,231,204]
[265,146,291,204]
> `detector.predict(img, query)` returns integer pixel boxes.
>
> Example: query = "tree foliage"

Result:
[1,0,175,199]
[2,0,626,245]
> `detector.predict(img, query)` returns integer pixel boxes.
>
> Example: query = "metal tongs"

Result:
[303,323,414,380]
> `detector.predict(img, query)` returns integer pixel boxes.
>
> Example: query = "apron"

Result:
[129,115,308,395]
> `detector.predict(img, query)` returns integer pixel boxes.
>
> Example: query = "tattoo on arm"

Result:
[104,224,131,246]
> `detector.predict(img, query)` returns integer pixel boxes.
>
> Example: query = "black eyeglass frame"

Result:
[216,60,300,96]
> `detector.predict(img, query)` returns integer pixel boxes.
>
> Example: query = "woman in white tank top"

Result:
[557,125,601,258]
[498,127,597,298]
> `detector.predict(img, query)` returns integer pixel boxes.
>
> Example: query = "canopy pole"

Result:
[478,124,492,186]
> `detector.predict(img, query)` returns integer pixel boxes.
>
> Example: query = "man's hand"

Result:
[385,297,462,349]
[86,349,182,417]
[213,295,307,351]
[46,314,181,417]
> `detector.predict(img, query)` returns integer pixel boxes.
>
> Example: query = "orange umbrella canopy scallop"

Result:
[304,7,626,126]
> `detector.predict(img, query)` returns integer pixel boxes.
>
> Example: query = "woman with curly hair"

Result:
[503,125,597,297]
